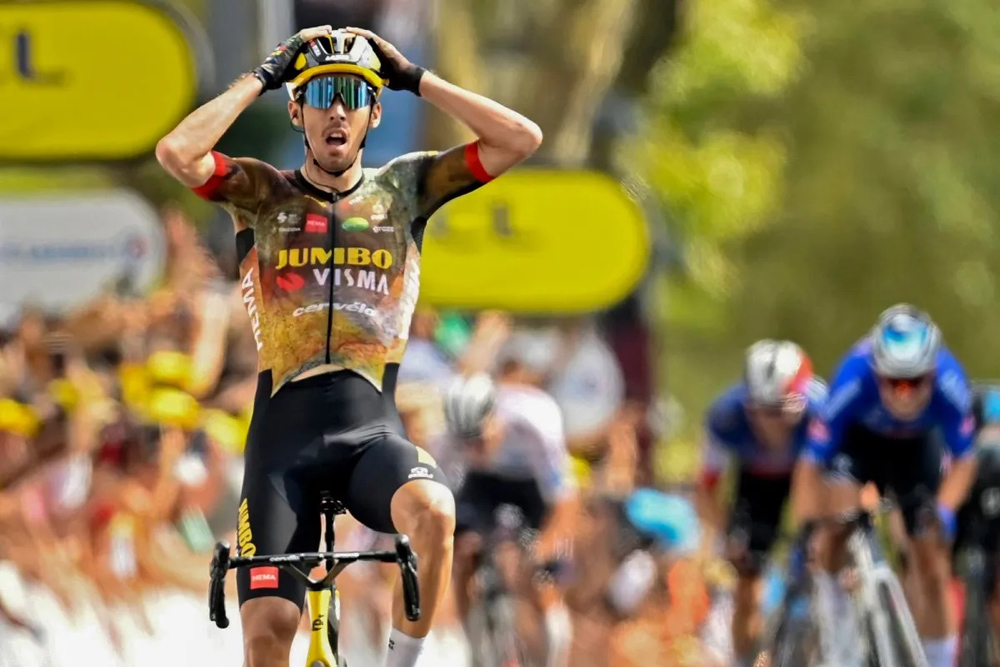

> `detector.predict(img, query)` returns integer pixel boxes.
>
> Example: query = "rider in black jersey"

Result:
[156,25,541,667]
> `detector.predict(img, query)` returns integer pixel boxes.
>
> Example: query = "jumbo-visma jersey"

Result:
[194,143,492,395]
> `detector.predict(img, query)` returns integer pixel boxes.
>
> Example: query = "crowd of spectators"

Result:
[0,210,730,666]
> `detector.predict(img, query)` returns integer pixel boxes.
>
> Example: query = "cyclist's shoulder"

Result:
[497,384,562,425]
[804,376,829,412]
[705,383,747,434]
[932,347,971,412]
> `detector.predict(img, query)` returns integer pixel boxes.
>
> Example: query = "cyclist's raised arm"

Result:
[155,26,332,189]
[347,27,542,196]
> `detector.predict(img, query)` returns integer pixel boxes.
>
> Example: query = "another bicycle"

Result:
[760,501,928,667]
[208,492,420,667]
[465,504,544,667]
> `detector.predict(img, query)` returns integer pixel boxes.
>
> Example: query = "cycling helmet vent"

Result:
[870,304,941,379]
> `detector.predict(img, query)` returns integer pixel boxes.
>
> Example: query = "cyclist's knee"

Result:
[909,536,951,587]
[241,598,300,666]
[392,480,456,546]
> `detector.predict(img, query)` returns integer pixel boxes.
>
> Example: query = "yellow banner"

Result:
[422,170,650,312]
[0,1,198,161]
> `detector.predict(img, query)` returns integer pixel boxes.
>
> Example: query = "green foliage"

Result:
[633,0,1000,479]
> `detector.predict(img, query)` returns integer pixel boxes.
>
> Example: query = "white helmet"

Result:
[443,373,497,438]
[870,304,941,379]
[744,339,813,407]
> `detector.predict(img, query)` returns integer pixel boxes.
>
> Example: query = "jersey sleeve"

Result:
[526,398,575,504]
[935,352,975,458]
[386,143,494,220]
[803,356,866,465]
[191,151,278,228]
[700,393,737,489]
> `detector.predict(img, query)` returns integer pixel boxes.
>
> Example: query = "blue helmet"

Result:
[870,304,941,379]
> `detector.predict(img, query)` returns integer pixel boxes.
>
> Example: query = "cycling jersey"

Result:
[194,143,491,396]
[444,384,575,533]
[804,339,974,465]
[700,379,828,485]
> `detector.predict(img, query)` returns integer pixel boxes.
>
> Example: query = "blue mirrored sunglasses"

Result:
[303,75,375,110]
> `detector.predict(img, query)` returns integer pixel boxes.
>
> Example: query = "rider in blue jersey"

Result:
[794,304,978,667]
[697,339,827,665]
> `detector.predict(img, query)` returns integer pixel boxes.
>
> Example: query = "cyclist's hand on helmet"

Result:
[254,25,333,92]
[345,27,425,94]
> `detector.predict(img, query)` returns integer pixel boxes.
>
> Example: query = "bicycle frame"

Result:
[846,509,928,667]
[208,495,420,667]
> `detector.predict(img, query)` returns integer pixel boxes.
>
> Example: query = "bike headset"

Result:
[284,30,388,178]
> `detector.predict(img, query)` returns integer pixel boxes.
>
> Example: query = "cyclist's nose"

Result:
[329,97,348,120]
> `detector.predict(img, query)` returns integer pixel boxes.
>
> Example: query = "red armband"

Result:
[192,151,230,200]
[463,142,494,184]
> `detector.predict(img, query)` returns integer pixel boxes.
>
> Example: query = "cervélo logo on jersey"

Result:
[275,246,394,296]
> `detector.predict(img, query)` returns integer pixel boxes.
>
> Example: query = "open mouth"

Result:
[325,131,348,147]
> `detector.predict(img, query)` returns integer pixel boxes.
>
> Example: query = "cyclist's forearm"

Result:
[938,453,978,510]
[418,73,542,172]
[156,75,262,186]
[790,458,824,524]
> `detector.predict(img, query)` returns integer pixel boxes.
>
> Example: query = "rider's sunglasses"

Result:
[303,75,375,111]
[880,374,932,394]
[751,393,807,416]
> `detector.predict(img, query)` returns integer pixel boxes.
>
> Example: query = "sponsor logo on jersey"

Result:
[237,498,256,556]
[311,268,390,295]
[276,247,394,270]
[342,217,369,232]
[408,466,433,480]
[808,418,829,441]
[277,212,301,232]
[249,566,279,590]
[276,273,306,292]
[305,214,328,233]
[373,226,394,234]
[293,301,378,318]
[241,269,263,351]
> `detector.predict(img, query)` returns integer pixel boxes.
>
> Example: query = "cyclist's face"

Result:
[877,374,933,419]
[747,402,804,450]
[292,90,381,173]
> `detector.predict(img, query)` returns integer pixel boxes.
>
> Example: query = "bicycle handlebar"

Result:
[207,535,421,629]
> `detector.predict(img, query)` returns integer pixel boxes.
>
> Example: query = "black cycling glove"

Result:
[252,33,308,93]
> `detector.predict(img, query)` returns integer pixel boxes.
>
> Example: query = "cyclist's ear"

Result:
[369,101,381,130]
[288,100,303,128]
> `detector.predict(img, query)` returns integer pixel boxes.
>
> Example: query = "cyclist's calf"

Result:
[908,533,956,638]
[241,597,302,667]
[390,480,457,636]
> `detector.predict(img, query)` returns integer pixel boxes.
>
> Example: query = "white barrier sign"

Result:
[0,192,165,313]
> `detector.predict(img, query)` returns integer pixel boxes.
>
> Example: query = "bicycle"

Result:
[465,504,544,667]
[759,500,929,667]
[956,511,1000,666]
[208,492,421,667]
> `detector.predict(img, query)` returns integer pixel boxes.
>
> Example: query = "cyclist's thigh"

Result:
[343,433,450,534]
[454,471,503,538]
[885,433,943,535]
[235,375,324,609]
[826,425,881,492]
[728,468,791,556]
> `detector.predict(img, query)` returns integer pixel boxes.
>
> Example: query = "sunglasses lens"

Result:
[304,76,372,110]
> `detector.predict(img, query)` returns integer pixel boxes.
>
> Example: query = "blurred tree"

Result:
[429,0,678,165]
[629,0,1000,480]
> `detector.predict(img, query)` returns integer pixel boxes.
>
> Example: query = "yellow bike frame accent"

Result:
[304,588,339,667]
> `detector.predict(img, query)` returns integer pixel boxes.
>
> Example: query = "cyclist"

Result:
[156,25,542,667]
[695,339,826,666]
[442,355,576,667]
[796,304,979,667]
[953,383,1000,650]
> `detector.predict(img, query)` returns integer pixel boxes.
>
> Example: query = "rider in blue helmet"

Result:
[795,304,978,667]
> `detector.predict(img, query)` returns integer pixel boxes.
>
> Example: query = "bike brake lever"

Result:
[209,541,231,629]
